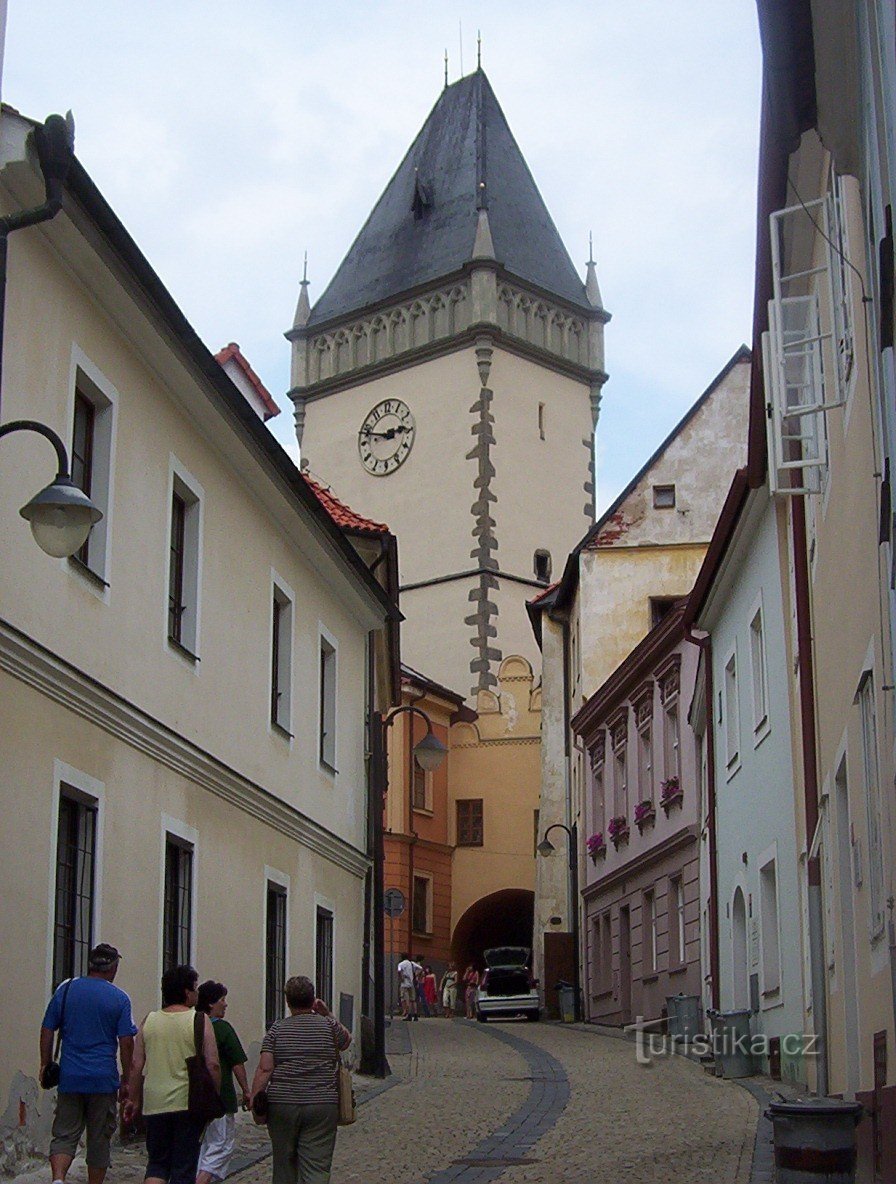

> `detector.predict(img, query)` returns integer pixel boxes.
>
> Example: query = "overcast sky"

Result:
[4,1,762,514]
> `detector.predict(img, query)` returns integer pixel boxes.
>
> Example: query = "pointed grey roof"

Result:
[306,70,591,327]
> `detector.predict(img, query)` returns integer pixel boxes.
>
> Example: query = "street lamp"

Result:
[537,821,581,1022]
[0,419,102,557]
[371,703,446,1077]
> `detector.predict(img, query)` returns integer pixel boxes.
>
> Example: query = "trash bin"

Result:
[555,981,575,1023]
[766,1098,864,1183]
[666,994,702,1041]
[710,1008,754,1078]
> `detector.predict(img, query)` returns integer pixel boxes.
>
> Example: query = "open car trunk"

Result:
[484,967,531,997]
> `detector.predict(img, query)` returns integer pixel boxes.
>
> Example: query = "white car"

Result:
[475,946,540,1022]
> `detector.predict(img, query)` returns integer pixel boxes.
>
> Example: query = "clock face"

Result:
[358,399,416,475]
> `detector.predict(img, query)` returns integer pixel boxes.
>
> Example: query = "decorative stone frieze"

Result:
[496,282,589,367]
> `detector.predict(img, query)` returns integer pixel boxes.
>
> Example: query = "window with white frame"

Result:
[589,916,601,994]
[69,365,115,582]
[315,905,334,1008]
[319,631,337,772]
[724,652,740,769]
[167,466,202,656]
[749,606,769,734]
[591,733,606,831]
[759,857,781,995]
[635,694,653,802]
[643,889,657,975]
[53,786,98,987]
[611,720,628,818]
[858,673,885,937]
[669,875,686,967]
[270,581,293,735]
[163,832,194,969]
[601,912,612,992]
[265,880,288,1029]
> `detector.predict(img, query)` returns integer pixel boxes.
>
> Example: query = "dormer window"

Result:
[534,549,552,583]
[653,484,676,509]
[412,175,432,220]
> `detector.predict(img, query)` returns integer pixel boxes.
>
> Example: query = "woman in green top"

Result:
[195,981,250,1184]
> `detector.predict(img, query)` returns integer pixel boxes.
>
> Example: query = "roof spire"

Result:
[294,251,311,327]
[444,49,448,90]
[585,233,602,308]
[475,70,488,210]
[472,207,495,259]
[477,30,482,70]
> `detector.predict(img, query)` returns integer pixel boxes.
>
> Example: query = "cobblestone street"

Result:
[15,1018,759,1184]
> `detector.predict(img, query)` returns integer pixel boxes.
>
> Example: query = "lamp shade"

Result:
[537,836,556,857]
[20,476,102,558]
[413,730,447,772]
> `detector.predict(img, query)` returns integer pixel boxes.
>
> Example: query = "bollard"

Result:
[766,1098,864,1183]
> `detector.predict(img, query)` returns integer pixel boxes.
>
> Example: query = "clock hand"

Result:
[362,425,410,440]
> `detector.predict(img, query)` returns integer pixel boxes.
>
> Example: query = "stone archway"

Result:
[451,888,534,971]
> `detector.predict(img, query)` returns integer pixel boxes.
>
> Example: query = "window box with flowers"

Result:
[608,815,629,849]
[586,832,606,864]
[660,775,683,814]
[634,800,656,833]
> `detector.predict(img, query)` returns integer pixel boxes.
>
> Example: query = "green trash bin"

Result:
[711,1008,754,1078]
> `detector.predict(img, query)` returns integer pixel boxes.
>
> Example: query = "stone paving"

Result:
[12,1018,760,1184]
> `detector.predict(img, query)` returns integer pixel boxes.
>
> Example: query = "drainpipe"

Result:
[0,114,74,414]
[559,612,581,1020]
[685,627,721,1012]
[792,496,829,1096]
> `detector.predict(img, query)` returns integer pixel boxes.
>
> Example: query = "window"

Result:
[601,912,613,992]
[315,906,334,1008]
[534,549,552,583]
[167,467,202,656]
[858,674,885,936]
[611,721,628,817]
[829,174,855,396]
[643,890,657,975]
[591,737,605,831]
[265,882,287,1029]
[69,365,115,582]
[759,858,781,995]
[457,798,484,846]
[663,695,680,782]
[538,402,546,440]
[319,632,337,772]
[650,597,678,628]
[163,835,193,969]
[533,808,540,858]
[724,652,739,769]
[52,789,98,987]
[750,607,768,734]
[271,582,293,735]
[669,875,686,967]
[412,875,432,934]
[653,484,676,509]
[635,696,653,801]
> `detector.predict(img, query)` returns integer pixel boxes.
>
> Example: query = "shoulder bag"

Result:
[40,978,74,1090]
[186,1010,226,1124]
[332,1020,355,1126]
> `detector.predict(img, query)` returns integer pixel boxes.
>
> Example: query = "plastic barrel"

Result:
[766,1099,864,1183]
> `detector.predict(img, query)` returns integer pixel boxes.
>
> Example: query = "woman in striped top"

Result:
[250,976,351,1184]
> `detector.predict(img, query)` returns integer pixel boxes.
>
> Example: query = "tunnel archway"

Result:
[451,889,534,971]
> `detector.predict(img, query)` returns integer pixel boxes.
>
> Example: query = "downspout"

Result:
[792,496,829,1095]
[685,627,721,1011]
[559,611,581,1021]
[360,633,376,1024]
[0,115,74,415]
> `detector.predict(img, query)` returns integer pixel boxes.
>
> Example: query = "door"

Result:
[732,887,749,1010]
[618,906,632,1025]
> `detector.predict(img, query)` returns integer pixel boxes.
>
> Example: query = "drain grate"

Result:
[452,1157,540,1166]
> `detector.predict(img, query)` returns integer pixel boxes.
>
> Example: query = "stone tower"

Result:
[289,69,609,700]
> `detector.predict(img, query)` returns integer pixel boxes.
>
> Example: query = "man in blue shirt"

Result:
[39,943,137,1184]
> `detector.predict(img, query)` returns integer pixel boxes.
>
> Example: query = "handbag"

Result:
[40,978,74,1090]
[186,1011,226,1124]
[332,1022,355,1126]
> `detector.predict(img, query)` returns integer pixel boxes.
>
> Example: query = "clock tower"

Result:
[288,68,609,701]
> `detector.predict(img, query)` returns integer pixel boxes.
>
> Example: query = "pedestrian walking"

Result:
[249,976,351,1184]
[39,943,137,1184]
[439,964,458,1019]
[195,981,250,1184]
[415,966,430,1018]
[396,953,421,1021]
[124,965,220,1184]
[422,967,438,1017]
[462,964,480,1019]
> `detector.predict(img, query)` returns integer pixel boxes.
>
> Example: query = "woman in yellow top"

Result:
[124,965,220,1184]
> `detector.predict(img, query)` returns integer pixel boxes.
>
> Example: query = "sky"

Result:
[3,1,763,515]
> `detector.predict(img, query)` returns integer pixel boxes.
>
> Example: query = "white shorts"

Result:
[197,1112,236,1181]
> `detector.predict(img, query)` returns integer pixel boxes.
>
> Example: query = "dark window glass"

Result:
[168,493,187,643]
[71,392,95,565]
[412,876,429,933]
[52,792,97,987]
[456,798,484,847]
[271,594,282,726]
[653,484,676,509]
[265,884,287,1028]
[412,760,427,810]
[163,837,192,969]
[315,907,334,1008]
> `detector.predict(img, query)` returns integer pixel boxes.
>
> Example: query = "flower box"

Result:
[608,815,629,848]
[586,833,606,863]
[634,800,656,832]
[660,776,683,813]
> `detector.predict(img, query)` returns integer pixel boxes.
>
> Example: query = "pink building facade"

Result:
[573,604,701,1027]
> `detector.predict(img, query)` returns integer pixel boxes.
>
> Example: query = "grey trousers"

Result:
[267,1101,339,1184]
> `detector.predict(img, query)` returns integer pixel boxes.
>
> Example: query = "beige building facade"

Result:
[0,106,397,1161]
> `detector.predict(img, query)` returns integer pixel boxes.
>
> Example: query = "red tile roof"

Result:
[302,473,391,536]
[527,580,559,608]
[214,342,280,420]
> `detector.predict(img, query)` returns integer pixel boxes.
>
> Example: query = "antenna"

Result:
[588,232,594,266]
[477,30,481,69]
[459,20,463,77]
[302,250,308,284]
[444,49,448,89]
